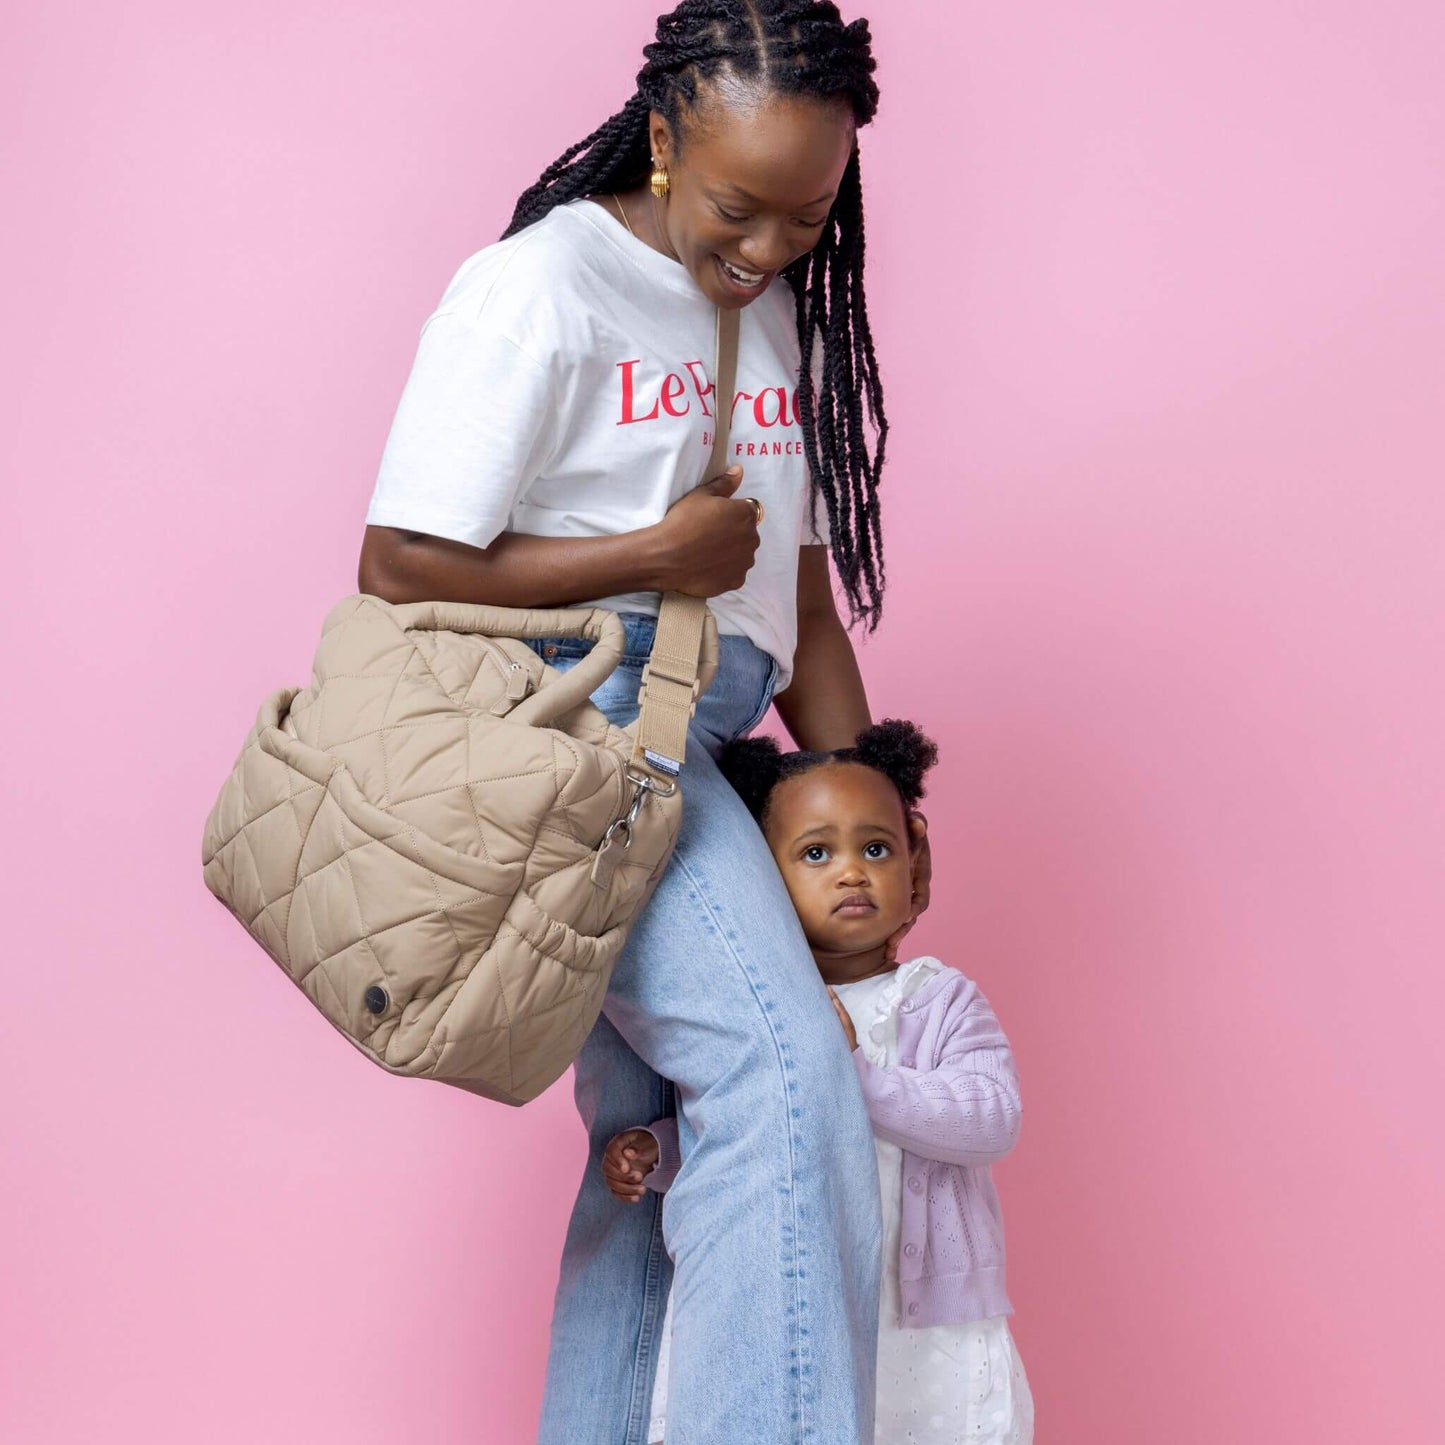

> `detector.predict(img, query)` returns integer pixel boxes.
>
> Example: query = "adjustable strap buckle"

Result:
[637,655,704,706]
[635,653,702,779]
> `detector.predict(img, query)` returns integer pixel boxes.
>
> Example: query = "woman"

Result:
[357,4,927,1439]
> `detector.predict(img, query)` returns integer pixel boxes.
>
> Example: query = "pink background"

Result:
[4,2,1442,1440]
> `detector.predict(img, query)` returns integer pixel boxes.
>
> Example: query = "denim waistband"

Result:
[528,611,744,671]
[525,612,780,752]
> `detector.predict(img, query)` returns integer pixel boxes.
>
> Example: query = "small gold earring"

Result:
[650,160,670,200]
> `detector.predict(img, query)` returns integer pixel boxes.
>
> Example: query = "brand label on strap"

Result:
[643,749,683,777]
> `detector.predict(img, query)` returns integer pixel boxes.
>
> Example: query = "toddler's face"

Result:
[762,762,915,959]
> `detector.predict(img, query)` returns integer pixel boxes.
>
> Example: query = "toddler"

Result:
[602,721,1035,1443]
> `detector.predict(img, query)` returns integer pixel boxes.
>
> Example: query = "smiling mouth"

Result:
[716,255,771,291]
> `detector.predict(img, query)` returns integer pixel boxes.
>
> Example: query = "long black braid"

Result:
[502,0,888,629]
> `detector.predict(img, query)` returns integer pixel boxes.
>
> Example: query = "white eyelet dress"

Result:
[832,959,1036,1445]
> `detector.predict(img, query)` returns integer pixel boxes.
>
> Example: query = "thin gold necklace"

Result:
[611,189,682,265]
[610,192,637,240]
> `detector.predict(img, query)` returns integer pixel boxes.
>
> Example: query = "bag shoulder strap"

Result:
[632,305,740,781]
[703,304,741,479]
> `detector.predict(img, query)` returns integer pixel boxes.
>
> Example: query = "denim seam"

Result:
[623,1192,670,1443]
[737,655,780,737]
[668,847,814,1443]
[623,1077,677,1445]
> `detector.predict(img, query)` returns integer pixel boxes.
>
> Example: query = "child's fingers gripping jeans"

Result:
[534,621,882,1445]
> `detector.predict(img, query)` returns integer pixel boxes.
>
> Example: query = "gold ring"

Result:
[743,496,765,525]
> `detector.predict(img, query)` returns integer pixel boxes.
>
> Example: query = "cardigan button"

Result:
[364,985,389,1015]
[907,1176,923,1194]
[908,1303,920,1316]
[904,1243,919,1258]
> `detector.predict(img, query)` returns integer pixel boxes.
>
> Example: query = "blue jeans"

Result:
[529,615,881,1445]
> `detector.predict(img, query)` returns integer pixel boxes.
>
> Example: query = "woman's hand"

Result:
[601,1128,661,1204]
[827,986,859,1052]
[648,465,761,597]
[883,810,932,965]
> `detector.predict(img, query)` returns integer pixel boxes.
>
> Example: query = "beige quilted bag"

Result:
[201,309,739,1105]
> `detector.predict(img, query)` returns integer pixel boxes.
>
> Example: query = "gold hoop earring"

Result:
[650,160,670,200]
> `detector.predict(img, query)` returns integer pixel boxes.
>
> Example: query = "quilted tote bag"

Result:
[201,308,739,1105]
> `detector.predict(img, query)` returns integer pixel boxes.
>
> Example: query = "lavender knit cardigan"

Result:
[640,958,1022,1327]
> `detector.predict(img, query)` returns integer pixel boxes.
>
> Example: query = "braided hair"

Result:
[719,719,938,830]
[502,0,888,629]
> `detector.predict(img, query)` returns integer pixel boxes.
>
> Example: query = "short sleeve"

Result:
[364,310,560,550]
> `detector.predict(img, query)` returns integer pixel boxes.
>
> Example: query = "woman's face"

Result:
[650,83,856,308]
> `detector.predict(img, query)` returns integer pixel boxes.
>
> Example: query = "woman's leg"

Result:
[539,726,882,1444]
[621,742,883,1443]
[538,1014,676,1443]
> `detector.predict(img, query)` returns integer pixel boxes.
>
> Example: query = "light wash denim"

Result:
[529,614,882,1445]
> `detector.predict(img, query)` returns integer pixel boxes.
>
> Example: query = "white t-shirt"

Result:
[364,198,828,688]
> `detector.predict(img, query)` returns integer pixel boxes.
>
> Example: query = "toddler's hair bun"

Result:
[719,721,939,828]
[718,735,787,821]
[851,719,939,808]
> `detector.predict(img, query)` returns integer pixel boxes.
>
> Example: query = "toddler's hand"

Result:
[602,1128,661,1205]
[827,987,858,1052]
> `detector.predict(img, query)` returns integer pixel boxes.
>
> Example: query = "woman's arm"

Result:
[772,545,872,750]
[774,545,933,945]
[360,524,666,608]
[357,465,759,609]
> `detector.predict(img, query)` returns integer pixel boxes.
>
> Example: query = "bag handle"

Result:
[630,305,740,781]
[383,598,627,728]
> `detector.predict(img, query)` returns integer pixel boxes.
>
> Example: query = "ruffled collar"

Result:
[836,956,945,1064]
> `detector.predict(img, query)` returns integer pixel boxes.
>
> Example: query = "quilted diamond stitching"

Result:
[201,593,682,1100]
[371,640,412,809]
[406,817,473,990]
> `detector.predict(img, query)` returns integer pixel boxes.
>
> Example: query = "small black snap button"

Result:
[364,985,389,1015]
